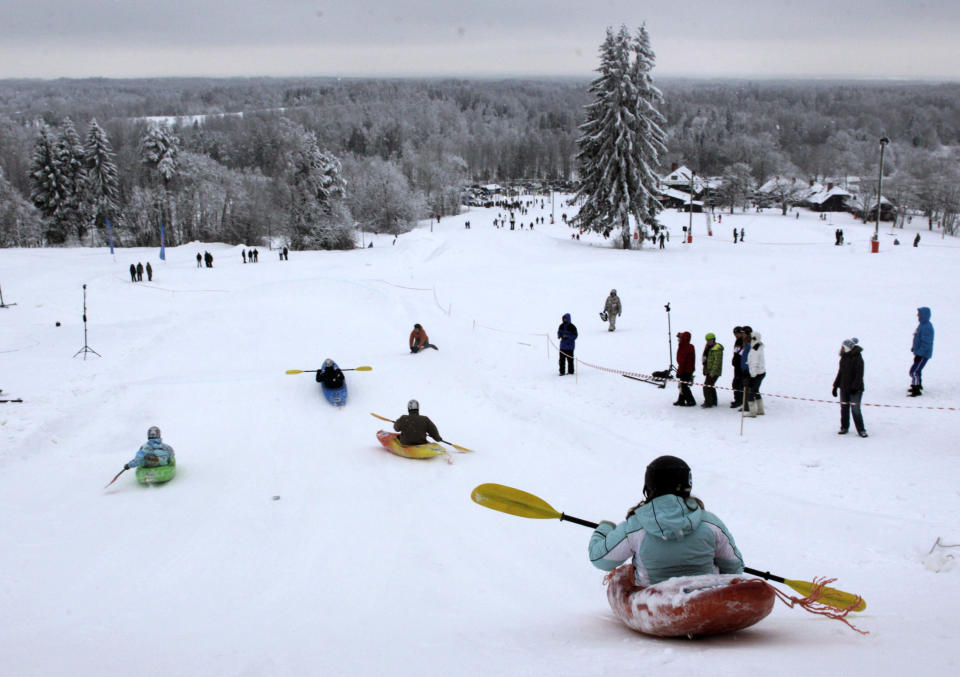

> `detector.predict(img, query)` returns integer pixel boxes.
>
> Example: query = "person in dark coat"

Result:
[833,338,867,437]
[129,263,137,282]
[557,313,578,375]
[283,246,289,261]
[316,358,345,389]
[394,399,441,445]
[146,262,153,281]
[253,248,259,262]
[729,326,745,408]
[242,250,247,263]
[196,252,202,268]
[204,251,213,268]
[674,331,696,406]
[136,262,144,281]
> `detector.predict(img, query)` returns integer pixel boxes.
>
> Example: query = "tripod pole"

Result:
[665,302,674,371]
[73,284,101,360]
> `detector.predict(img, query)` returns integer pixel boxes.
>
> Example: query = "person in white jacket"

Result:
[744,331,766,417]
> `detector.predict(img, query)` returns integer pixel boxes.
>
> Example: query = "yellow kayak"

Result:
[376,430,447,460]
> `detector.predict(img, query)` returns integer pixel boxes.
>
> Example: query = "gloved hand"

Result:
[123,463,130,470]
[831,387,838,398]
[595,520,617,535]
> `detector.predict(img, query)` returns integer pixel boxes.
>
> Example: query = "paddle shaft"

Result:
[370,413,471,452]
[104,467,128,488]
[288,367,369,374]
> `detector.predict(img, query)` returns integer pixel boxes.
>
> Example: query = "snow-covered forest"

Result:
[1,74,959,249]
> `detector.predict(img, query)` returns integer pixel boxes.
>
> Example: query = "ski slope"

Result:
[1,201,958,676]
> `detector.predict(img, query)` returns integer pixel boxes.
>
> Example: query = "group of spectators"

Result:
[128,261,152,282]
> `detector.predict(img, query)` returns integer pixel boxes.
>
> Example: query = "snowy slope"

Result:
[1,203,958,676]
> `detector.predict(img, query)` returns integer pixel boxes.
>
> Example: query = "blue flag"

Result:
[106,217,114,255]
[159,223,166,261]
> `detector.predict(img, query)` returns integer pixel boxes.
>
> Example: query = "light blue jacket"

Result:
[912,307,934,359]
[589,494,744,586]
[127,438,175,468]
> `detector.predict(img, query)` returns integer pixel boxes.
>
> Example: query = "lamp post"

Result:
[874,137,889,249]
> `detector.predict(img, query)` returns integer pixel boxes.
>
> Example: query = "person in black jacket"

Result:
[729,326,745,408]
[557,313,578,375]
[832,338,867,437]
[316,358,345,389]
[129,263,137,282]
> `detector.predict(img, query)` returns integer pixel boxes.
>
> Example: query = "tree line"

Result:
[0,76,958,247]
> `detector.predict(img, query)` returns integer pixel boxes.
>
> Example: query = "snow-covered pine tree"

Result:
[84,119,120,246]
[139,125,180,243]
[283,129,352,250]
[55,118,88,242]
[28,124,70,244]
[573,25,667,249]
[0,167,42,247]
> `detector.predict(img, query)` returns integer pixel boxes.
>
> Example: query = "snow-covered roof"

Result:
[659,186,703,205]
[806,185,853,205]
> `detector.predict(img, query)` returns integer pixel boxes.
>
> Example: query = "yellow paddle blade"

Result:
[471,483,562,520]
[784,578,867,612]
[285,369,305,374]
[353,366,373,371]
[370,412,394,422]
[448,442,474,453]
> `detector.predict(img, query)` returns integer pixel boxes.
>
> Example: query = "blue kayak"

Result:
[318,361,348,406]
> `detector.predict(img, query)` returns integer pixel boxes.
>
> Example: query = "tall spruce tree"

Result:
[573,25,667,249]
[283,127,351,250]
[28,124,70,244]
[55,118,88,241]
[140,125,180,243]
[84,118,120,246]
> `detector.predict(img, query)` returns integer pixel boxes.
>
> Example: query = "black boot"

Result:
[909,385,921,397]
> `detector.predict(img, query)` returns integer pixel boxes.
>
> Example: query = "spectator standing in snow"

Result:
[129,263,137,282]
[729,327,745,408]
[739,228,745,242]
[283,246,289,260]
[409,323,438,353]
[136,262,143,281]
[242,250,247,263]
[394,399,441,446]
[913,233,921,247]
[701,333,723,408]
[196,252,202,268]
[557,313,578,375]
[587,455,743,586]
[833,338,867,437]
[673,331,696,406]
[603,290,622,332]
[146,262,153,281]
[743,331,766,417]
[909,307,934,396]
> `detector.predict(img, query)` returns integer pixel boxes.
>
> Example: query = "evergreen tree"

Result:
[83,118,120,246]
[0,167,42,247]
[28,124,70,244]
[139,125,180,241]
[283,127,352,250]
[55,118,88,241]
[573,25,667,249]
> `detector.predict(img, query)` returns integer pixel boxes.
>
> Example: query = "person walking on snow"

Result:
[129,263,137,282]
[124,426,175,471]
[833,338,867,437]
[909,307,934,396]
[557,313,578,375]
[604,289,622,332]
[743,331,766,417]
[673,331,696,406]
[701,332,723,408]
[393,399,441,445]
[588,455,744,586]
[146,262,153,281]
[409,323,438,353]
[136,262,143,281]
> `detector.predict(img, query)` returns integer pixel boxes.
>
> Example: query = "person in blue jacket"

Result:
[588,455,744,586]
[557,313,578,376]
[909,307,934,396]
[125,426,175,470]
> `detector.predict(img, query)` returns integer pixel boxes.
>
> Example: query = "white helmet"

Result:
[407,399,419,412]
[323,358,334,369]
[147,426,161,439]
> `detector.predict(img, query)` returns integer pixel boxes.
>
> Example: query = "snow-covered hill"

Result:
[1,202,957,676]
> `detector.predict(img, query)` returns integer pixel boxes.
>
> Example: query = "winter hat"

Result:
[733,326,743,333]
[841,337,860,353]
[705,332,716,340]
[741,325,753,334]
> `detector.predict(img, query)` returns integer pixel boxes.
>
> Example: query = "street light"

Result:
[874,137,889,247]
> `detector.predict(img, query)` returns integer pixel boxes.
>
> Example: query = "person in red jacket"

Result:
[673,331,697,406]
[409,323,438,353]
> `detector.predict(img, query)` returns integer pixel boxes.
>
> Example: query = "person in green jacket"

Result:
[588,456,744,586]
[701,332,724,408]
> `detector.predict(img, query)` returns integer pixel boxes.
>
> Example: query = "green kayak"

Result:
[136,460,177,485]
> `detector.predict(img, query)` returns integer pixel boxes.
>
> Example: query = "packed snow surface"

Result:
[1,202,958,676]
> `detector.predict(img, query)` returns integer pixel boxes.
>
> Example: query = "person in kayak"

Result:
[393,399,442,445]
[409,324,438,353]
[316,358,345,389]
[588,455,743,586]
[124,426,176,470]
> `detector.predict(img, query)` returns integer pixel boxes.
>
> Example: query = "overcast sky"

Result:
[1,0,958,80]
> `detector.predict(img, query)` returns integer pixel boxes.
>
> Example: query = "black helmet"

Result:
[643,455,692,500]
[414,323,422,330]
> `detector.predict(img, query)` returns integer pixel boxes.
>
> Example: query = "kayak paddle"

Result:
[286,366,372,374]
